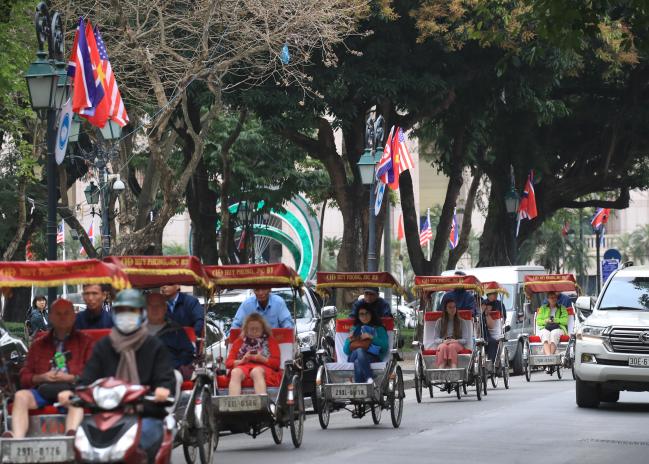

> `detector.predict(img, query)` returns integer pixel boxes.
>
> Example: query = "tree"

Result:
[53,0,365,255]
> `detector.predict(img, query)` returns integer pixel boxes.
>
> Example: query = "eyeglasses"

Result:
[358,312,370,317]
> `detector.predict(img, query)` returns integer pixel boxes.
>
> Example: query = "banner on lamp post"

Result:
[55,98,73,165]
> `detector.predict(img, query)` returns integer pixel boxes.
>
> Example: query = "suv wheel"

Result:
[600,390,620,403]
[576,379,600,408]
[512,341,524,375]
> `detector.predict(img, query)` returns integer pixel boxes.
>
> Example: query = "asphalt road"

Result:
[171,372,649,464]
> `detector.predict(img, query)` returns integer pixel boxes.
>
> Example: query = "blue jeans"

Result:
[486,336,498,361]
[140,418,163,463]
[348,348,379,383]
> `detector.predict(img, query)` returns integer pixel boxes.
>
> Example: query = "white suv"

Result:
[574,265,649,408]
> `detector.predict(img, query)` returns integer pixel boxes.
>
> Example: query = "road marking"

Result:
[581,438,649,447]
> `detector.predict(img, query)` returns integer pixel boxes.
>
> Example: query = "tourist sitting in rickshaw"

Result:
[343,303,388,383]
[226,313,281,395]
[160,283,204,338]
[433,300,470,369]
[482,291,506,361]
[438,271,477,315]
[350,287,392,319]
[146,292,195,379]
[27,295,49,337]
[59,289,176,463]
[537,291,569,356]
[232,287,294,329]
[75,283,114,329]
[6,299,95,438]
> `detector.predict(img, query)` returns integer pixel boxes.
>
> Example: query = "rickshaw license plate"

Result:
[220,396,262,412]
[331,385,368,399]
[628,356,649,367]
[534,356,558,365]
[2,439,68,463]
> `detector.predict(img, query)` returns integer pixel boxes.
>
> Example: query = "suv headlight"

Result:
[93,385,127,410]
[298,331,317,350]
[578,325,608,340]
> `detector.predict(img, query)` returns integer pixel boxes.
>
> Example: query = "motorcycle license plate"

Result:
[628,356,649,367]
[219,395,262,412]
[1,439,70,463]
[331,384,368,399]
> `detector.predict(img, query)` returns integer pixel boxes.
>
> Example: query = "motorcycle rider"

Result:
[59,289,175,463]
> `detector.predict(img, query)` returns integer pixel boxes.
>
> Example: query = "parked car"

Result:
[204,286,336,403]
[574,264,649,408]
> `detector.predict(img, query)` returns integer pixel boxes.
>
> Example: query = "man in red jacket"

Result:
[6,299,94,438]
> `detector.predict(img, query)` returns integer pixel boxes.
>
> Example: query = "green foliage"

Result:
[163,242,189,256]
[618,224,649,264]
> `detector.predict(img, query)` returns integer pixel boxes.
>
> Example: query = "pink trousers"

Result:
[436,342,465,367]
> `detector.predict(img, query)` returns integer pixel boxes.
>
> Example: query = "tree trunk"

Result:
[134,155,162,230]
[400,170,432,275]
[2,178,28,261]
[447,168,481,269]
[187,158,219,264]
[477,172,514,266]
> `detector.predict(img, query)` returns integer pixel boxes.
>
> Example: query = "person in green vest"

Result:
[536,291,569,355]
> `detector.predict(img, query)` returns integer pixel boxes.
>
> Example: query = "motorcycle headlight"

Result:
[92,385,127,410]
[298,331,317,350]
[578,325,608,340]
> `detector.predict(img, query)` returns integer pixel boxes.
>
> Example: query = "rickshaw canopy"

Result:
[523,273,578,294]
[315,271,406,296]
[205,263,302,290]
[481,281,510,297]
[104,255,212,289]
[0,259,130,290]
[413,275,482,294]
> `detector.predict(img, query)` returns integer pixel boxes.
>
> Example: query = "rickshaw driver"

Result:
[75,283,113,330]
[350,287,392,319]
[5,299,95,438]
[160,284,204,338]
[232,288,294,329]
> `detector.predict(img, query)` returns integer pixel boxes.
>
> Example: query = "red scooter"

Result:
[71,377,175,464]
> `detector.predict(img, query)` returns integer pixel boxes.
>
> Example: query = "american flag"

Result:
[394,127,414,172]
[95,27,129,127]
[376,127,394,185]
[56,221,65,244]
[419,216,432,246]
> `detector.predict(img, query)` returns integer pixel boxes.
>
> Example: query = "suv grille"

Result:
[609,327,649,354]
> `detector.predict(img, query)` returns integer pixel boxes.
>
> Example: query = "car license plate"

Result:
[2,439,69,463]
[219,395,262,412]
[331,384,368,399]
[628,356,649,367]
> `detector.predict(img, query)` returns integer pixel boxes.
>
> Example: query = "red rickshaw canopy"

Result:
[523,273,577,293]
[315,272,406,296]
[0,260,130,290]
[413,275,483,294]
[482,281,510,296]
[205,264,302,289]
[104,256,212,289]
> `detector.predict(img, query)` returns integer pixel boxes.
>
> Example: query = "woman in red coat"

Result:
[226,313,281,395]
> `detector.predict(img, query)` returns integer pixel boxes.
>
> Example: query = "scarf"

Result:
[237,334,270,360]
[109,324,149,384]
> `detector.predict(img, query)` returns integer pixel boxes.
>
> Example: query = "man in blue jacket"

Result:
[350,288,392,319]
[438,271,477,315]
[160,284,204,338]
[75,284,113,329]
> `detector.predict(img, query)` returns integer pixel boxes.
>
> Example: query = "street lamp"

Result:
[84,182,100,207]
[504,185,519,265]
[25,1,68,304]
[356,113,384,272]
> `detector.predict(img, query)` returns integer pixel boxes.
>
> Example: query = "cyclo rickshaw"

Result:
[411,275,487,401]
[103,255,215,455]
[520,274,577,381]
[0,259,129,463]
[177,263,306,464]
[314,272,405,429]
[481,281,510,390]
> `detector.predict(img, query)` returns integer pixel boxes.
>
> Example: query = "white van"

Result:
[441,266,546,374]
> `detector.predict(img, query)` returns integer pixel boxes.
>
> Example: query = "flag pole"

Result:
[61,220,67,297]
[426,208,431,258]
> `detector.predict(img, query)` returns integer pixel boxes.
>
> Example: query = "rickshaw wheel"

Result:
[317,398,330,430]
[371,403,382,424]
[271,420,283,444]
[490,357,499,389]
[414,353,423,403]
[523,341,531,382]
[462,382,467,395]
[556,365,562,379]
[389,366,404,428]
[289,375,305,448]
[182,444,197,464]
[475,368,482,401]
[186,388,215,464]
[455,384,461,400]
[502,348,510,390]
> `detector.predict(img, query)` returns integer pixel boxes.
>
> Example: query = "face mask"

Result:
[114,311,142,334]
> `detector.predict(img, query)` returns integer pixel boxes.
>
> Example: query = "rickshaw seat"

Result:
[531,307,575,341]
[529,335,570,343]
[216,375,281,389]
[422,310,474,352]
[331,317,395,363]
[7,404,60,416]
[422,349,472,356]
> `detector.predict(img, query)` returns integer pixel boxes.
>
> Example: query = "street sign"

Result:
[602,258,619,285]
[603,248,622,261]
[55,98,72,165]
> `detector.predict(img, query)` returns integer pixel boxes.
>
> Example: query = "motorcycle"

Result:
[71,377,176,464]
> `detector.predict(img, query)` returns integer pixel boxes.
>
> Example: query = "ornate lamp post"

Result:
[357,113,384,272]
[25,1,68,302]
[504,185,520,265]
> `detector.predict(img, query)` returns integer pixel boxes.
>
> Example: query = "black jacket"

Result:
[80,334,176,417]
[167,292,204,338]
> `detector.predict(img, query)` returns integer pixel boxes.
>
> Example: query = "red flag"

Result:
[561,221,570,237]
[71,18,99,114]
[591,208,611,230]
[25,240,33,261]
[516,171,538,236]
[397,213,404,241]
[80,21,109,128]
